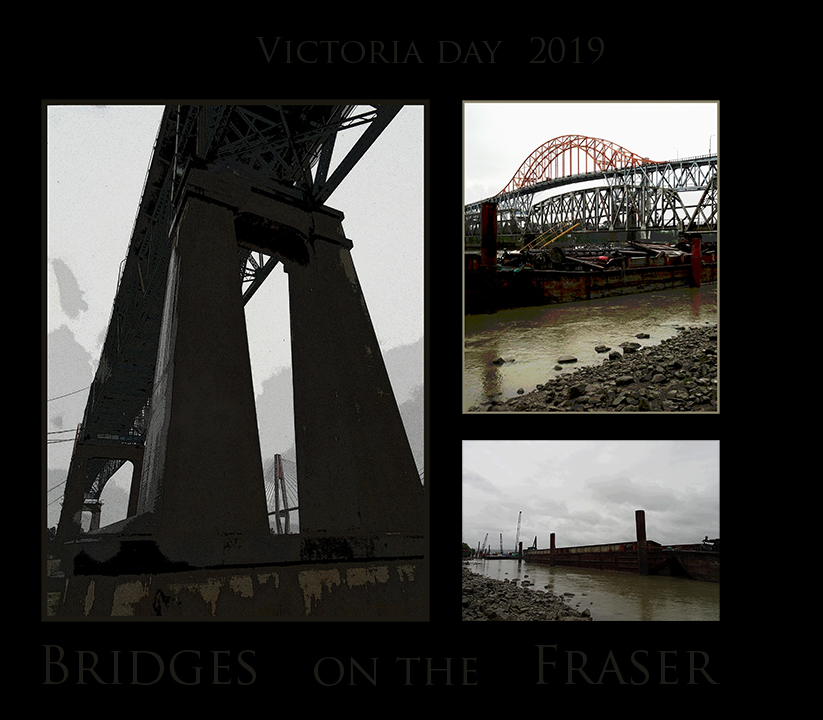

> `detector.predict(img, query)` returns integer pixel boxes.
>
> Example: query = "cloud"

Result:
[585,475,680,512]
[51,258,88,318]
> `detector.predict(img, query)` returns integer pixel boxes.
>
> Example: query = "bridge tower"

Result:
[52,105,424,617]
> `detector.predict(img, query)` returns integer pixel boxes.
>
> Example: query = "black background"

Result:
[39,34,731,696]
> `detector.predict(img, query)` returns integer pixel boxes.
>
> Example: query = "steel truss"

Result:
[531,184,691,233]
[465,155,717,241]
[64,104,401,508]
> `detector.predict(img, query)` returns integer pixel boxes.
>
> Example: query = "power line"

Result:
[47,386,89,403]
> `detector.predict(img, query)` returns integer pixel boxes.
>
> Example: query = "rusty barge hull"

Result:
[524,542,719,583]
[465,260,717,315]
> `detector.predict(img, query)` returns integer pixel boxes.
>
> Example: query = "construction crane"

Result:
[514,511,522,557]
[480,533,489,557]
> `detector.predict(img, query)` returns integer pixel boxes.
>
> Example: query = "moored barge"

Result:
[465,238,716,314]
[523,510,719,582]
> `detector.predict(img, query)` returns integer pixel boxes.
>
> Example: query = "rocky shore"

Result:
[462,564,592,621]
[469,323,717,412]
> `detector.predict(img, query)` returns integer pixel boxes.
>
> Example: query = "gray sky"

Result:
[464,101,718,204]
[462,440,719,551]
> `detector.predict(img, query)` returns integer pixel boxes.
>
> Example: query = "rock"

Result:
[636,332,650,338]
[595,345,610,353]
[480,324,718,414]
[491,357,505,365]
[557,355,577,364]
[462,565,592,621]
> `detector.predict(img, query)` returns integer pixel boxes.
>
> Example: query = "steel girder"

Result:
[531,184,691,233]
[64,104,402,506]
[605,155,716,193]
[465,155,717,241]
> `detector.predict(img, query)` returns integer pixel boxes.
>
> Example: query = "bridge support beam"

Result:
[286,231,423,536]
[136,192,271,566]
[56,441,145,545]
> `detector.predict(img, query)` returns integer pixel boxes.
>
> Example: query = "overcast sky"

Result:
[464,101,718,205]
[462,440,719,552]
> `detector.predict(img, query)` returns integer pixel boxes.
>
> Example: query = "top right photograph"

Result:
[463,101,718,414]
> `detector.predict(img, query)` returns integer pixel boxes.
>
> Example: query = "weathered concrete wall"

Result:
[54,558,425,619]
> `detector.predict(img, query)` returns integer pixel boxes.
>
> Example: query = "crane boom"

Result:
[514,511,522,556]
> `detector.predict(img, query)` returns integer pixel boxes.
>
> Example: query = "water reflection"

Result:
[464,285,717,410]
[469,559,719,621]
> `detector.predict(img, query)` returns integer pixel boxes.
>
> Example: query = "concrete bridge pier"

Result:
[135,191,272,567]
[286,228,423,536]
[52,161,425,618]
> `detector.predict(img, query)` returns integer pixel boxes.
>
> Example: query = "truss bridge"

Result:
[465,135,717,242]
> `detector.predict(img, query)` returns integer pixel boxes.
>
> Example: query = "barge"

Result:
[522,510,719,583]
[465,237,716,315]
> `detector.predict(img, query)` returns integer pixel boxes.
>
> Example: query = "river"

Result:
[467,558,719,621]
[463,284,717,411]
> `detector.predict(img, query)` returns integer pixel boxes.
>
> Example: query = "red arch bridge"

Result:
[465,135,717,241]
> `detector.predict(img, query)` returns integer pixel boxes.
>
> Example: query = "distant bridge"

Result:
[465,135,717,240]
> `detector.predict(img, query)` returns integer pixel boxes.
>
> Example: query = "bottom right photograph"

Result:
[461,439,719,621]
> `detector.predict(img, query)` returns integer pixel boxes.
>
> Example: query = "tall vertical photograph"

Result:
[45,103,425,619]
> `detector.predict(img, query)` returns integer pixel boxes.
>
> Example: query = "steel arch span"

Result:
[497,135,662,196]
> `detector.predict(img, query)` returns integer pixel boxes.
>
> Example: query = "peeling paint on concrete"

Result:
[230,574,254,598]
[256,572,279,587]
[395,564,416,582]
[111,580,149,616]
[347,565,390,587]
[298,568,342,615]
[169,578,223,616]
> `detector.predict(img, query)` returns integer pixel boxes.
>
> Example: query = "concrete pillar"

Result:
[85,501,102,531]
[137,193,270,564]
[550,532,556,567]
[56,443,145,543]
[480,202,497,267]
[125,451,145,518]
[635,509,648,575]
[56,453,88,542]
[286,232,423,536]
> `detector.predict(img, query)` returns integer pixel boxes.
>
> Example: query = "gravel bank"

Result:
[469,323,717,412]
[462,564,592,621]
